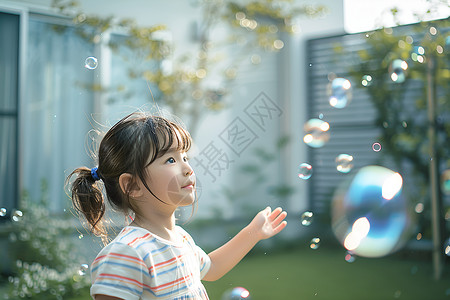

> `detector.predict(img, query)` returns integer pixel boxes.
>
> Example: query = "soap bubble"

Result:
[344,251,356,263]
[12,210,23,222]
[221,287,251,299]
[411,46,425,63]
[389,59,408,83]
[84,56,98,70]
[336,154,354,173]
[301,211,314,226]
[298,163,313,180]
[361,75,372,87]
[328,77,352,108]
[441,169,450,195]
[303,118,330,148]
[372,142,382,152]
[0,208,6,217]
[309,237,321,249]
[331,165,415,257]
[445,238,450,256]
[78,264,89,276]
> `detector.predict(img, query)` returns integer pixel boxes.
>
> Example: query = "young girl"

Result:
[68,112,287,300]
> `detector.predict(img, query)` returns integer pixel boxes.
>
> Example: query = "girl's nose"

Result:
[184,163,194,176]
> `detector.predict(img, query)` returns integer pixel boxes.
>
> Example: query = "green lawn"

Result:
[203,245,450,300]
[3,244,448,300]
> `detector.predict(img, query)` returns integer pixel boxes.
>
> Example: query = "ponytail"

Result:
[66,167,107,243]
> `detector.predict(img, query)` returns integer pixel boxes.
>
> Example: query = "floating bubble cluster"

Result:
[84,56,98,70]
[298,163,313,180]
[303,118,330,148]
[222,287,251,300]
[328,77,352,108]
[301,211,314,226]
[331,165,414,258]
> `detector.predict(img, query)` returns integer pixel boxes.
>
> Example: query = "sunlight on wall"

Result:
[344,0,450,33]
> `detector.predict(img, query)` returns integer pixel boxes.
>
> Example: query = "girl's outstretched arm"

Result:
[202,206,287,281]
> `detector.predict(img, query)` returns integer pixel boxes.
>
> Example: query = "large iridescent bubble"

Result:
[331,165,415,258]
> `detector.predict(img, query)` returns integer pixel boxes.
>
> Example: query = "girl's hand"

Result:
[247,206,287,241]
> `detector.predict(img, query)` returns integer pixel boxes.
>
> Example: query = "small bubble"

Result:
[84,56,98,70]
[389,59,408,83]
[303,119,330,148]
[250,54,261,65]
[301,211,314,226]
[361,75,372,87]
[222,286,251,299]
[345,252,356,263]
[298,163,313,180]
[78,264,89,276]
[0,207,6,217]
[310,237,321,250]
[415,203,424,213]
[78,234,84,239]
[372,142,382,152]
[12,210,23,222]
[444,238,450,256]
[309,63,313,67]
[336,154,354,173]
[416,233,422,240]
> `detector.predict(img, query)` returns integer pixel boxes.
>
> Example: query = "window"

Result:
[0,12,20,219]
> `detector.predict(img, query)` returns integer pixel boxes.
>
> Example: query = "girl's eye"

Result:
[183,156,189,162]
[166,157,176,164]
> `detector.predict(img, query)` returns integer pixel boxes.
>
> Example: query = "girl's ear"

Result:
[119,173,143,198]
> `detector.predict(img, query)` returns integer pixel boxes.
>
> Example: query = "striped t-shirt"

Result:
[90,225,211,300]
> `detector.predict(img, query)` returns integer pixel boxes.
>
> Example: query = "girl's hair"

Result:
[66,112,192,242]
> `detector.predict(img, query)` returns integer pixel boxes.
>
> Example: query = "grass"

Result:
[3,243,448,300]
[203,244,450,300]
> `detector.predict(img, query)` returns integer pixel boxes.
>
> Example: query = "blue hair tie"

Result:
[91,167,100,181]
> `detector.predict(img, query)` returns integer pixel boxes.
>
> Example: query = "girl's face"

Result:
[144,147,196,207]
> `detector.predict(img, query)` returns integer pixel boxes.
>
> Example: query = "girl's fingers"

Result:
[273,220,287,234]
[272,211,287,227]
[268,207,282,221]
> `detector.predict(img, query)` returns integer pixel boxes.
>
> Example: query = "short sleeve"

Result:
[195,244,211,279]
[90,242,149,300]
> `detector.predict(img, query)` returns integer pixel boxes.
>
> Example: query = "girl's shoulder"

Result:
[174,225,197,246]
[111,226,154,248]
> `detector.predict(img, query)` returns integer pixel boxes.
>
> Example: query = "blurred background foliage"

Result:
[4,181,90,299]
[51,0,327,135]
